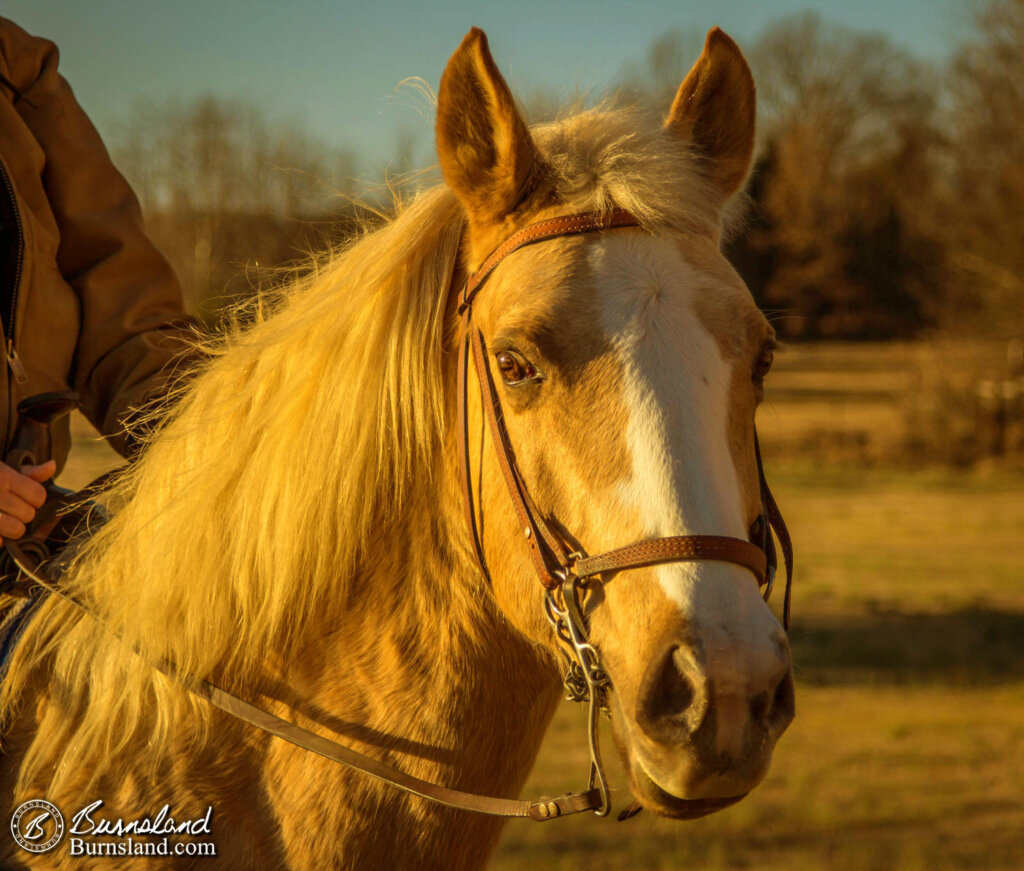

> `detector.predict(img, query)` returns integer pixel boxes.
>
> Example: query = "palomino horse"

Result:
[0,26,793,870]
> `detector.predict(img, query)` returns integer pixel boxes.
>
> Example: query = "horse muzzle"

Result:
[605,609,795,816]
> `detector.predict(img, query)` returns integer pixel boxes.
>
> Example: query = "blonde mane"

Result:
[0,105,729,793]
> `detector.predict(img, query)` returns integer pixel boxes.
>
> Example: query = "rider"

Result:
[0,16,196,547]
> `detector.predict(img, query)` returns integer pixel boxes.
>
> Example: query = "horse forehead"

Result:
[486,228,745,321]
[580,233,761,535]
[480,230,755,373]
[493,228,753,470]
[583,232,754,358]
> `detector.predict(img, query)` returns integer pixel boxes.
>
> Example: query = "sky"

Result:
[6,0,968,178]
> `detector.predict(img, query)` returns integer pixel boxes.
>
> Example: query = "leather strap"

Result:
[453,208,794,824]
[156,660,601,821]
[754,431,793,630]
[4,208,793,830]
[466,323,571,588]
[574,535,767,584]
[459,209,641,314]
[457,316,490,580]
[6,548,602,823]
[765,483,793,630]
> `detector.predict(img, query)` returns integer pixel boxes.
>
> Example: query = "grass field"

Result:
[491,459,1024,870]
[490,343,1024,871]
[58,343,1024,870]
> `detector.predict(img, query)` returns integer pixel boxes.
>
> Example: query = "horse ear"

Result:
[666,27,756,204]
[436,28,539,227]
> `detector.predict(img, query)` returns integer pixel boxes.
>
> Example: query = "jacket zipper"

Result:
[0,157,27,384]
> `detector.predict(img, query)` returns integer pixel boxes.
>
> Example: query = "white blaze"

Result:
[591,234,749,613]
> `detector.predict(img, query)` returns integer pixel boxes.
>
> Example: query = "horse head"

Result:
[437,27,793,818]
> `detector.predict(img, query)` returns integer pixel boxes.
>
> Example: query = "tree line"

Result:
[113,1,1023,340]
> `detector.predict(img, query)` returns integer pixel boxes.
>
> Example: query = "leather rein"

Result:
[11,208,792,825]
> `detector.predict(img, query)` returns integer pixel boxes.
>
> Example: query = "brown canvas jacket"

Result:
[0,16,196,468]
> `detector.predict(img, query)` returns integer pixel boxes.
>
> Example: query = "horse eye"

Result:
[753,346,774,384]
[495,350,537,385]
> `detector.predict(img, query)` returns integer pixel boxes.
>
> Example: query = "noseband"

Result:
[456,208,793,816]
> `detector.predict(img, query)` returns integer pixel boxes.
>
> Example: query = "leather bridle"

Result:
[457,209,790,602]
[456,208,793,816]
[10,208,792,826]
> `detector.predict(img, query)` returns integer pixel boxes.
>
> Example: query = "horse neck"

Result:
[270,426,562,868]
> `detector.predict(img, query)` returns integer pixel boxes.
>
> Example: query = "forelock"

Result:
[531,104,748,236]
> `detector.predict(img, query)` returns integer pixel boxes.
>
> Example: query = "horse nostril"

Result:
[639,646,698,740]
[749,665,794,727]
[768,669,795,734]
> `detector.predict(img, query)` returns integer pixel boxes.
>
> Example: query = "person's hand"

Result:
[0,460,56,545]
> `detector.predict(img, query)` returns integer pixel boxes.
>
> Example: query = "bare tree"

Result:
[942,0,1024,336]
[113,97,359,318]
[742,14,942,338]
[612,15,944,339]
[617,27,705,110]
